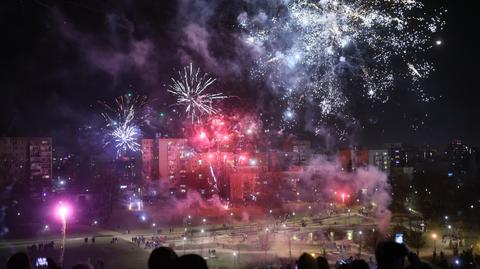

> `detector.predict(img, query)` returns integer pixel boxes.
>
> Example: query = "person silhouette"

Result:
[71,264,93,269]
[316,256,330,269]
[148,247,178,269]
[375,241,408,269]
[174,254,208,269]
[7,252,31,269]
[297,253,318,269]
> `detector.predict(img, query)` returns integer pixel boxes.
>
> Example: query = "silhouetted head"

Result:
[174,254,208,269]
[405,260,434,269]
[148,247,178,269]
[297,253,318,269]
[375,241,408,269]
[71,264,93,269]
[350,259,369,269]
[316,256,330,269]
[7,252,31,269]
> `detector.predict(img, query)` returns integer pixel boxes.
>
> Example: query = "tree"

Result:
[365,229,383,251]
[390,168,411,212]
[93,164,121,223]
[407,230,425,255]
[258,231,273,262]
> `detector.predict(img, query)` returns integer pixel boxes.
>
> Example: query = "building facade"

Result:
[141,139,158,181]
[157,138,190,189]
[0,137,52,192]
[368,150,390,173]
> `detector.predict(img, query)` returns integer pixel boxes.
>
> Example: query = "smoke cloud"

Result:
[299,156,392,231]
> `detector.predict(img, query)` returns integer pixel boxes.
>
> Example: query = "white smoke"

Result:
[299,156,392,231]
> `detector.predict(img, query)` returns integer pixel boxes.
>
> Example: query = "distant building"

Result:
[0,137,52,192]
[353,150,369,170]
[418,144,439,164]
[368,150,390,173]
[337,149,369,171]
[157,138,190,188]
[229,166,259,202]
[0,137,29,184]
[283,139,312,165]
[117,155,138,184]
[444,139,472,184]
[52,147,78,192]
[384,143,420,168]
[266,150,289,172]
[141,139,158,181]
[445,139,471,162]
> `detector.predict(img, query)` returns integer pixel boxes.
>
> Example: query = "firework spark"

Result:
[239,0,445,135]
[99,93,148,156]
[111,123,141,154]
[169,63,227,122]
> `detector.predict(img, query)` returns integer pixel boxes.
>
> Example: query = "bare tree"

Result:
[258,231,273,262]
[407,230,425,255]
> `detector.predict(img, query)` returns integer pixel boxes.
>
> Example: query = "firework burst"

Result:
[169,63,227,122]
[99,93,148,156]
[111,123,141,154]
[239,0,445,136]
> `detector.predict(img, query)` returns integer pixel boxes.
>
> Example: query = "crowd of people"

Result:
[5,240,480,269]
[26,241,55,253]
[132,235,168,249]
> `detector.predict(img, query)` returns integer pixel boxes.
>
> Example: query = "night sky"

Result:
[0,0,478,150]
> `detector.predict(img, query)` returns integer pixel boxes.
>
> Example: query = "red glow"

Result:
[199,132,207,139]
[55,202,71,220]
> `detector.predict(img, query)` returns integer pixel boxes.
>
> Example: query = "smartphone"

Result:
[35,257,48,267]
[395,233,404,244]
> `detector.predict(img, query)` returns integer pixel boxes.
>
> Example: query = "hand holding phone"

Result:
[395,233,404,244]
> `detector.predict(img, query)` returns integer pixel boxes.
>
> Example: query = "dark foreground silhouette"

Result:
[6,240,480,269]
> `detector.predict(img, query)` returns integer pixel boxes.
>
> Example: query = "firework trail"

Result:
[209,163,218,192]
[99,93,148,156]
[239,0,445,136]
[169,63,227,122]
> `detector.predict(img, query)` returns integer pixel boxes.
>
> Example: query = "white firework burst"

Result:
[99,93,148,156]
[169,63,227,122]
[239,0,445,133]
[111,122,141,154]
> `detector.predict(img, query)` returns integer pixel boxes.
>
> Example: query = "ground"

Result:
[0,211,377,269]
[1,209,478,269]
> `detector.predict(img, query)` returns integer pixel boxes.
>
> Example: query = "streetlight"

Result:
[358,231,363,256]
[201,229,205,257]
[183,236,187,254]
[233,251,238,268]
[346,209,351,225]
[432,233,437,253]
